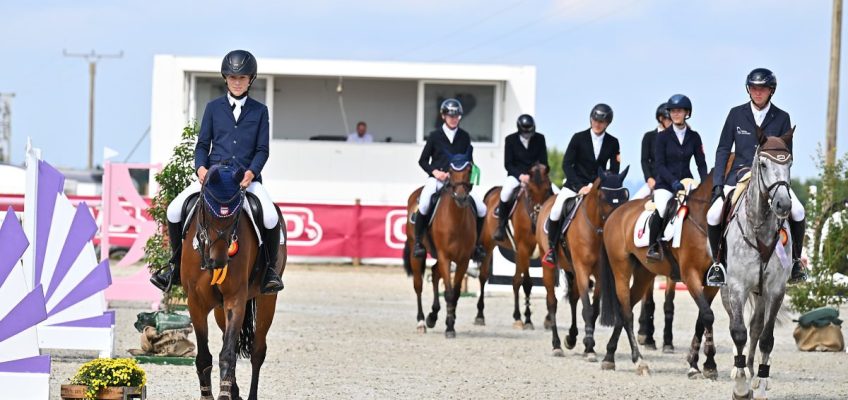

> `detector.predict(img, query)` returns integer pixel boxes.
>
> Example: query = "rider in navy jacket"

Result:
[646,95,707,260]
[705,68,806,286]
[152,50,284,294]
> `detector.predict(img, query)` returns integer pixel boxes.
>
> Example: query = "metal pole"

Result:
[826,0,843,167]
[88,61,96,170]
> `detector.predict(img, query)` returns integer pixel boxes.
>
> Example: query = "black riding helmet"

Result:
[221,50,258,85]
[590,103,613,124]
[655,103,670,121]
[517,114,535,134]
[440,98,464,116]
[665,94,692,119]
[746,68,777,90]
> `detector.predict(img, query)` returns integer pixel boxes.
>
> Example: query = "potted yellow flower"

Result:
[60,358,147,400]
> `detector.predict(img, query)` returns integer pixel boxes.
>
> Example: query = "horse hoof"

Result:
[474,317,486,326]
[445,330,456,339]
[585,352,597,362]
[643,342,657,351]
[731,391,752,400]
[523,322,535,331]
[564,336,577,350]
[662,344,674,353]
[601,361,615,371]
[416,321,426,334]
[512,320,524,329]
[426,316,437,329]
[543,321,553,330]
[687,367,702,379]
[703,368,718,381]
[552,348,565,357]
[637,364,651,376]
[637,334,647,345]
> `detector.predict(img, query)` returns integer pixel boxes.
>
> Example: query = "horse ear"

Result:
[207,166,221,184]
[620,165,630,181]
[756,126,767,146]
[780,126,795,147]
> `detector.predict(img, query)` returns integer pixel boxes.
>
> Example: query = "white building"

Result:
[150,56,536,205]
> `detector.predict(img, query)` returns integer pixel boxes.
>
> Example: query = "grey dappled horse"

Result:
[720,127,795,400]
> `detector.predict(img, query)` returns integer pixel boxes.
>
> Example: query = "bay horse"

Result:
[403,156,477,338]
[722,128,795,400]
[535,167,630,360]
[598,172,719,377]
[477,162,552,329]
[636,277,677,352]
[181,164,286,400]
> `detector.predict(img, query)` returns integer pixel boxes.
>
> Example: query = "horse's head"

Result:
[445,152,473,208]
[754,127,794,219]
[526,162,553,205]
[596,166,631,213]
[198,163,247,269]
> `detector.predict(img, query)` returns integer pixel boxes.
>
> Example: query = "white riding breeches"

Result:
[653,189,673,217]
[167,180,279,229]
[633,182,652,200]
[500,176,521,202]
[549,186,577,221]
[418,177,487,218]
[706,185,805,226]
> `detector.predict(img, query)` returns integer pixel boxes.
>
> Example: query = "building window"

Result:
[422,83,496,143]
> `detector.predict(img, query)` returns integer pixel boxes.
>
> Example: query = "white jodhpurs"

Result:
[500,176,522,202]
[418,177,487,218]
[707,184,804,225]
[167,180,279,229]
[633,182,652,200]
[549,186,578,221]
[653,189,673,216]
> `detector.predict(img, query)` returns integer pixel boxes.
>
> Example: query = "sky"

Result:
[1,0,847,182]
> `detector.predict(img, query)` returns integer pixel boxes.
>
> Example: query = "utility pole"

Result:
[63,49,123,170]
[0,93,13,163]
[826,0,843,167]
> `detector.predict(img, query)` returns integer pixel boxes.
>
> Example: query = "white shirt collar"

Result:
[227,93,247,107]
[672,124,687,144]
[590,129,605,159]
[750,101,771,127]
[442,124,457,143]
[519,133,532,149]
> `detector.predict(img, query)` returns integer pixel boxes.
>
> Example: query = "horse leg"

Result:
[747,296,766,375]
[543,267,563,356]
[475,254,491,326]
[518,246,534,330]
[574,266,597,361]
[426,263,441,329]
[601,323,623,371]
[701,286,720,380]
[511,258,524,329]
[188,297,215,400]
[412,254,427,333]
[723,284,751,400]
[662,278,676,353]
[439,256,457,338]
[622,265,653,376]
[637,283,657,350]
[751,291,785,400]
[246,294,276,400]
[218,296,247,400]
[565,271,579,350]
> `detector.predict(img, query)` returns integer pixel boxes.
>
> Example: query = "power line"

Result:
[393,0,531,60]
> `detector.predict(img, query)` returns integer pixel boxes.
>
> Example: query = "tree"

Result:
[547,147,564,187]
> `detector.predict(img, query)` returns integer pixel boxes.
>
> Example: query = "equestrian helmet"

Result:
[590,103,613,124]
[221,50,258,84]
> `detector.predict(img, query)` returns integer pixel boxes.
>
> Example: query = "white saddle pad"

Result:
[633,210,678,248]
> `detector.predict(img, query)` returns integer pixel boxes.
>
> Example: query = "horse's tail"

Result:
[237,298,257,359]
[599,243,620,327]
[402,241,413,277]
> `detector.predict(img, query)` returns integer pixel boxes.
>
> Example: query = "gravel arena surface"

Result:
[50,264,847,399]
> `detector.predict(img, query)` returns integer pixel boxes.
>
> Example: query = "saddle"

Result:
[635,178,700,248]
[181,191,265,246]
[411,186,478,228]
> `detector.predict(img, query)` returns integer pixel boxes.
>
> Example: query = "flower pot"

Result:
[60,384,146,400]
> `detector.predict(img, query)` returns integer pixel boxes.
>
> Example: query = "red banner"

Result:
[0,195,408,259]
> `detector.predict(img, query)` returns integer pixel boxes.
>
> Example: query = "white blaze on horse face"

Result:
[760,156,792,218]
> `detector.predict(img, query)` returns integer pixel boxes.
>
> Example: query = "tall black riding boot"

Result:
[705,224,727,287]
[473,216,487,262]
[150,221,183,291]
[788,218,808,285]
[412,211,428,258]
[646,211,664,261]
[543,218,562,267]
[493,200,512,241]
[261,226,285,294]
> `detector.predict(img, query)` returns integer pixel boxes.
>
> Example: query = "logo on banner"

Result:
[384,210,408,249]
[281,207,323,246]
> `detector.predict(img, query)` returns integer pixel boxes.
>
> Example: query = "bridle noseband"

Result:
[196,185,246,270]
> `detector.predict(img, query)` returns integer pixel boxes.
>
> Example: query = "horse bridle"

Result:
[581,186,629,235]
[196,185,246,270]
[755,147,792,211]
[444,178,473,207]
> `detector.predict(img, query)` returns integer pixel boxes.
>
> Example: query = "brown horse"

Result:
[598,172,719,377]
[535,167,630,360]
[403,161,477,338]
[476,163,552,329]
[181,164,286,400]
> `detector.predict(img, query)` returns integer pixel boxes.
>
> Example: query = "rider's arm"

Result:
[537,135,550,171]
[713,110,735,187]
[608,137,620,173]
[194,104,213,174]
[247,106,270,178]
[418,133,435,176]
[653,133,675,186]
[562,135,579,184]
[641,133,653,182]
[504,136,521,177]
[694,133,708,182]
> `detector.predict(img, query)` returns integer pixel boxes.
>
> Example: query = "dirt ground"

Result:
[51,264,848,399]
